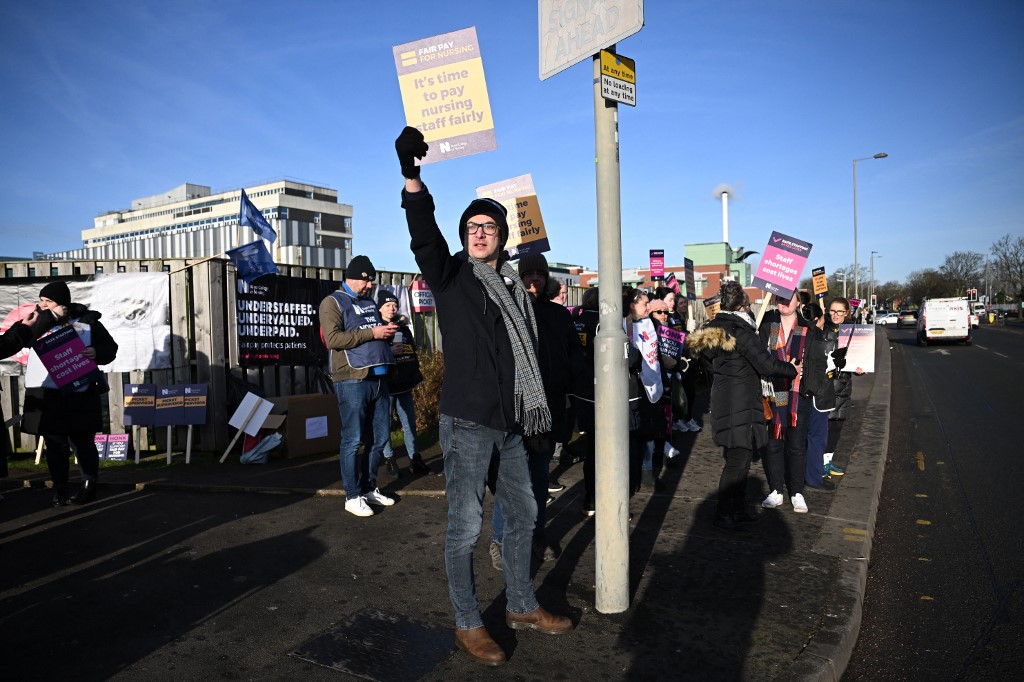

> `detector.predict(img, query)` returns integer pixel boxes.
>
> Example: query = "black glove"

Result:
[395,126,428,179]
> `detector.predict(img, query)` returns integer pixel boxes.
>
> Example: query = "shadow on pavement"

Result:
[0,488,324,680]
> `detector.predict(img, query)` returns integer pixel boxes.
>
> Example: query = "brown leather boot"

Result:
[454,626,506,666]
[506,606,573,635]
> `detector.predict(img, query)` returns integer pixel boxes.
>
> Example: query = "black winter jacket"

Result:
[689,313,797,450]
[22,305,118,436]
[825,322,854,420]
[402,186,518,433]
[533,297,583,444]
[386,317,423,395]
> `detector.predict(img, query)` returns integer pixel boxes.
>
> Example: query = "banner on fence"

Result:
[236,275,334,366]
[0,274,171,375]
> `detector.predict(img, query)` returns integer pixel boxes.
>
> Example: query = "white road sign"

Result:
[539,0,644,80]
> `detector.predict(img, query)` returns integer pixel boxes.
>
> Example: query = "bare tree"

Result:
[990,234,1024,301]
[939,251,984,296]
[905,268,949,305]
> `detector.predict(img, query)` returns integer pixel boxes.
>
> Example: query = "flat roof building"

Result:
[45,179,354,268]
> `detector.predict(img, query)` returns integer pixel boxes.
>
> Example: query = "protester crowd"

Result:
[0,125,869,669]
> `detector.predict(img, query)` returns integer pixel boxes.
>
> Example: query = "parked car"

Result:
[896,310,918,329]
[876,312,900,326]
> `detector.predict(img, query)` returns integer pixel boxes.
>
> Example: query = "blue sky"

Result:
[2,1,1021,285]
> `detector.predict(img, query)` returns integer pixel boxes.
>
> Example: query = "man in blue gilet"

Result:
[320,255,398,517]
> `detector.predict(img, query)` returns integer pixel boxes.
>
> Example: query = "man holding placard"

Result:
[395,126,572,666]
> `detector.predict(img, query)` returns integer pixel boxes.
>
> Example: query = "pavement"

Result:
[2,331,891,681]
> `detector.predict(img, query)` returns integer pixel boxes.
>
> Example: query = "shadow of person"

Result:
[0,490,325,680]
[620,494,793,681]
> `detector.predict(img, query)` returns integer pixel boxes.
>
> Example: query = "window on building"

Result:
[162,265,170,272]
[117,265,126,273]
[28,267,36,277]
[95,266,104,274]
[74,267,81,275]
[5,268,13,278]
[141,265,149,272]
[51,267,59,276]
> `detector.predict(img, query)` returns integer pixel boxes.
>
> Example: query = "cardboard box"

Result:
[266,393,340,458]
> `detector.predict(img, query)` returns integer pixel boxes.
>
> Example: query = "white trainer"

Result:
[673,419,691,432]
[345,497,374,517]
[685,418,702,432]
[791,493,808,514]
[663,442,681,458]
[762,490,785,509]
[364,488,395,506]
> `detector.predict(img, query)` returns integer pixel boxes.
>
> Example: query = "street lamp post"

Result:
[853,152,888,298]
[871,250,881,308]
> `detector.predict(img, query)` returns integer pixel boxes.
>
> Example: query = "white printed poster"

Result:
[0,273,171,375]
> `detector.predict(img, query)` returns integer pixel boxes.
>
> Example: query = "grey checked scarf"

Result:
[469,257,552,436]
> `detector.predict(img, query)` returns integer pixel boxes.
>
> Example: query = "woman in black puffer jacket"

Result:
[22,282,118,507]
[688,281,798,533]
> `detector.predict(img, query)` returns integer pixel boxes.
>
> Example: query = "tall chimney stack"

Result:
[721,191,729,243]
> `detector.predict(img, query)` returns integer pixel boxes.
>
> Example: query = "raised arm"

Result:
[395,126,460,292]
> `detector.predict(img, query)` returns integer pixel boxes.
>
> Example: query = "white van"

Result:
[917,297,972,346]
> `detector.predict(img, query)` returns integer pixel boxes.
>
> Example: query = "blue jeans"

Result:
[439,414,539,630]
[805,405,829,485]
[335,378,390,500]
[383,390,417,460]
[492,439,555,544]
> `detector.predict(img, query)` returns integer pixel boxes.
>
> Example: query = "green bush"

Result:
[413,349,444,433]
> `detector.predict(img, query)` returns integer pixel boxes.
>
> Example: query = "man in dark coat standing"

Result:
[395,126,572,667]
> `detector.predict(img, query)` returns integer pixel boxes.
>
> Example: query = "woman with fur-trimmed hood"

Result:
[688,281,798,533]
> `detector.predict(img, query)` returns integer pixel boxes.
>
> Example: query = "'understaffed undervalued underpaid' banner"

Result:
[476,174,549,259]
[235,275,335,367]
[394,26,496,164]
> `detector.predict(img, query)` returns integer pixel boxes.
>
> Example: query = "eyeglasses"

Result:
[651,310,667,315]
[465,221,499,236]
[828,309,847,315]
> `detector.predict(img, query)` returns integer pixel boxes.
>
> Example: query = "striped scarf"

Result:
[470,258,552,436]
[766,320,806,439]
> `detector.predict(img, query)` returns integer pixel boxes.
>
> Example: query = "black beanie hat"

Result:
[458,198,509,250]
[345,255,376,281]
[517,252,550,280]
[376,289,398,309]
[40,281,71,308]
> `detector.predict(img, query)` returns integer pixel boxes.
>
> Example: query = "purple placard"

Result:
[657,325,687,360]
[750,231,813,300]
[107,434,129,461]
[33,325,101,393]
[649,249,665,281]
[94,433,109,460]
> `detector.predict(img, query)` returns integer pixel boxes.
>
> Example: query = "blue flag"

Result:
[226,240,279,283]
[240,189,276,243]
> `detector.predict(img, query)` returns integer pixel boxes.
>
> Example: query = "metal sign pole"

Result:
[593,48,630,614]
